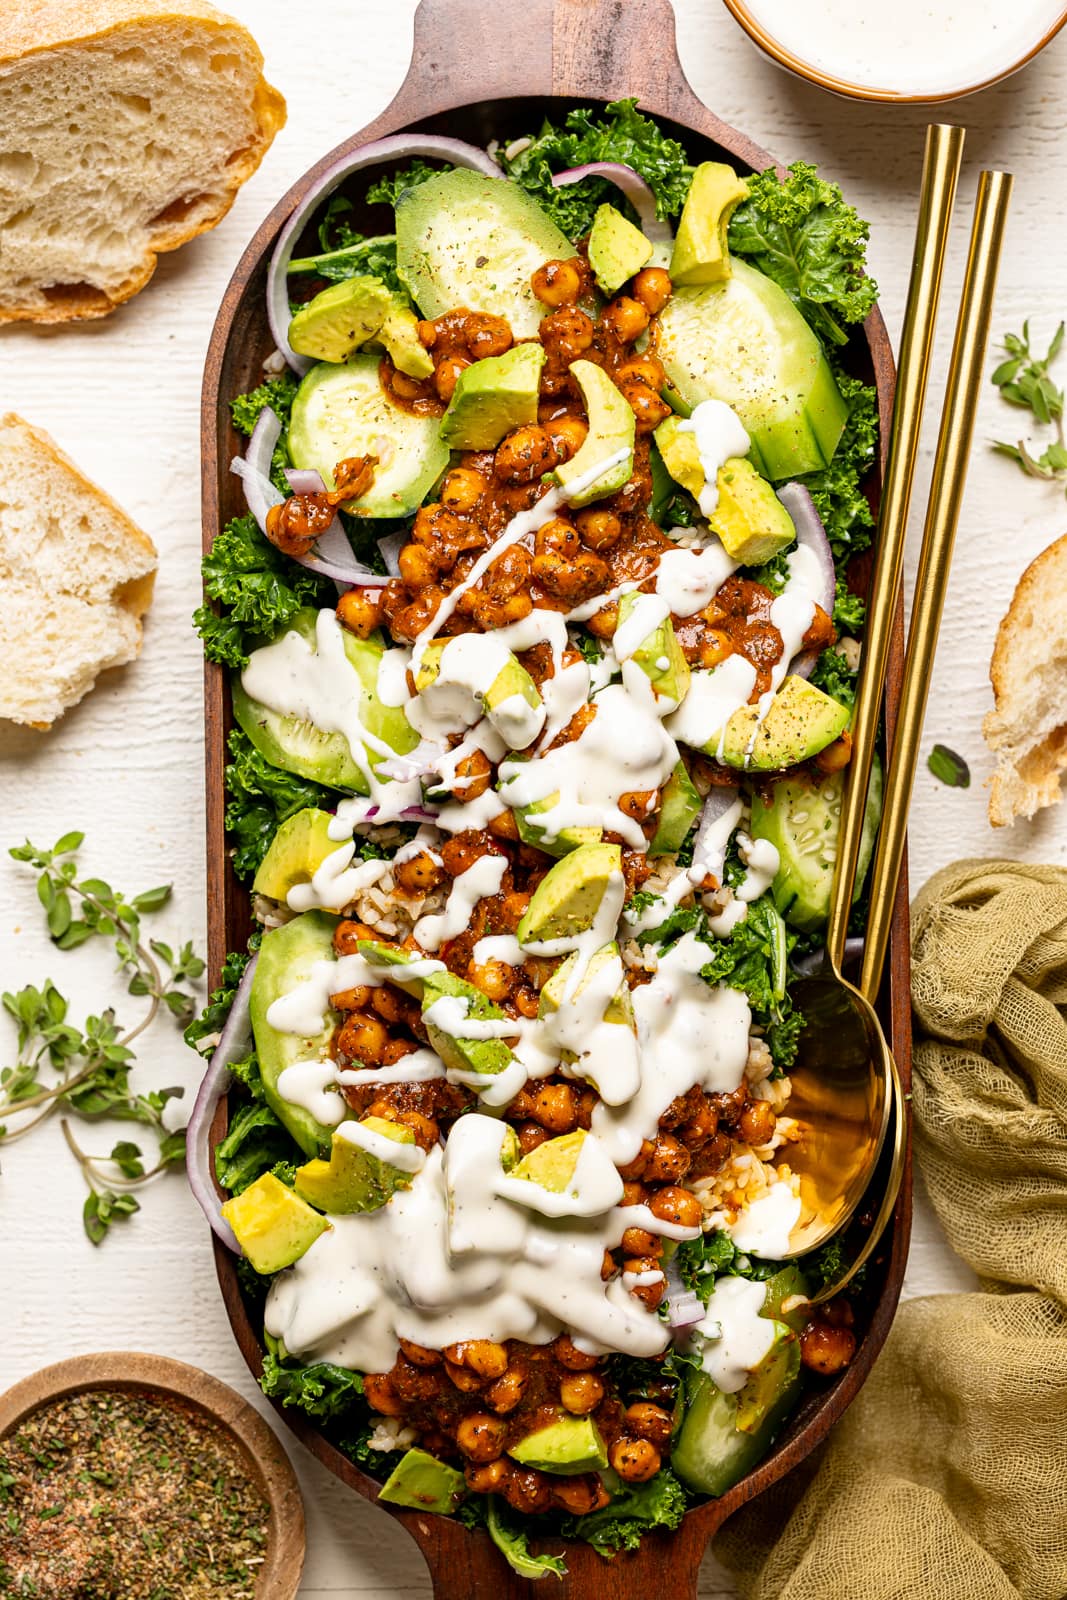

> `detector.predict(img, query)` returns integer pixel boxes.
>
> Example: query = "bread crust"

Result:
[0,0,285,324]
[984,532,1067,826]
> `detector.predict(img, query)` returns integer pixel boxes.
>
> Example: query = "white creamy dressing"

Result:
[266,1118,685,1371]
[241,608,422,822]
[666,655,757,755]
[336,1116,427,1175]
[413,854,508,952]
[677,399,751,519]
[411,632,546,752]
[693,1274,777,1394]
[275,1059,347,1126]
[741,0,1066,96]
[499,663,678,850]
[472,934,525,968]
[727,1180,802,1258]
[734,833,781,905]
[654,538,738,617]
[287,842,388,914]
[612,593,671,663]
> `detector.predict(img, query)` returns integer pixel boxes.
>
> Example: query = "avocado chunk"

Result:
[220,1172,330,1274]
[251,910,341,1157]
[538,942,634,1030]
[517,842,622,944]
[588,202,653,296]
[439,342,546,451]
[415,636,545,750]
[718,676,850,772]
[252,808,338,903]
[512,784,603,858]
[710,458,797,565]
[670,162,750,286]
[420,969,516,1080]
[288,275,394,364]
[654,260,848,481]
[749,755,884,932]
[555,360,636,508]
[648,759,702,855]
[616,590,690,706]
[378,303,435,379]
[510,1128,588,1191]
[378,1448,467,1515]
[653,413,706,502]
[293,1117,418,1214]
[235,608,418,792]
[509,1417,608,1476]
[672,1264,808,1496]
[537,943,637,1099]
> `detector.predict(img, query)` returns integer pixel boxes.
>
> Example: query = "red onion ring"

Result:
[776,484,836,681]
[377,530,406,577]
[268,135,503,373]
[691,785,741,885]
[551,162,673,243]
[231,444,389,588]
[186,954,259,1252]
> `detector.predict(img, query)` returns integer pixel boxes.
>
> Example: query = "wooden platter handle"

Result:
[383,0,713,125]
[395,1501,716,1599]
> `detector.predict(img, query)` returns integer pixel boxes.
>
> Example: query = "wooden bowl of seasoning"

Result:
[0,1352,305,1600]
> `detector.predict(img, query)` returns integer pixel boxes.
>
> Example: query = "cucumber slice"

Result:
[233,608,417,792]
[749,753,884,932]
[395,169,574,338]
[288,355,448,518]
[653,259,848,480]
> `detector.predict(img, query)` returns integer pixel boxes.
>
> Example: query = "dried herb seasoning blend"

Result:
[0,1388,270,1599]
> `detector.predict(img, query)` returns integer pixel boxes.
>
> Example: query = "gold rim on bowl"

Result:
[721,0,1067,104]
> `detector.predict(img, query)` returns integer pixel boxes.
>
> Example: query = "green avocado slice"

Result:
[250,910,341,1157]
[378,1449,467,1514]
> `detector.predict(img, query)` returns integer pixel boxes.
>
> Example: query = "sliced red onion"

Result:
[284,467,327,496]
[186,954,259,1252]
[362,802,441,824]
[793,936,865,977]
[377,530,406,577]
[691,785,741,885]
[272,463,390,588]
[551,162,673,243]
[777,483,835,620]
[268,135,503,373]
[667,1290,705,1331]
[233,406,285,533]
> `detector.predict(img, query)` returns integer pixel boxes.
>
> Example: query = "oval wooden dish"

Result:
[200,0,913,1593]
[0,1352,305,1599]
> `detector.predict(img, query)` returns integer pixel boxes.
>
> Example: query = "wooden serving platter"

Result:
[200,2,913,1593]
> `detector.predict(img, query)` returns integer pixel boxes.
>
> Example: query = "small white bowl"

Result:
[722,0,1067,103]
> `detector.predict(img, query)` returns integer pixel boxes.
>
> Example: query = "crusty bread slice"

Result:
[0,413,157,727]
[984,532,1067,826]
[0,0,285,323]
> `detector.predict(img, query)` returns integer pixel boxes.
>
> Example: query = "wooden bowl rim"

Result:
[200,62,912,1576]
[0,1351,306,1599]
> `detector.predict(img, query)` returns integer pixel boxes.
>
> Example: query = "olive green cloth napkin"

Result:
[712,859,1067,1600]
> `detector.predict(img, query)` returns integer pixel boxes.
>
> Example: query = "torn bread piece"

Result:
[985,532,1067,826]
[0,0,285,323]
[0,413,157,728]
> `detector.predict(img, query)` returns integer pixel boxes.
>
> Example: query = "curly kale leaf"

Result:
[183,947,253,1052]
[810,645,857,710]
[729,161,878,348]
[675,1229,780,1300]
[288,231,404,296]
[501,98,692,240]
[559,1470,687,1557]
[366,159,447,211]
[224,728,336,880]
[193,514,332,670]
[260,1352,365,1419]
[214,1099,297,1195]
[229,373,299,495]
[485,1499,567,1580]
[798,370,879,563]
[833,575,866,633]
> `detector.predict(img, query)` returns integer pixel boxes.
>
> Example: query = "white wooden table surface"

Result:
[3,2,1065,1593]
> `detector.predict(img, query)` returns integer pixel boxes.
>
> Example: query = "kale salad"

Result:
[188,99,880,1576]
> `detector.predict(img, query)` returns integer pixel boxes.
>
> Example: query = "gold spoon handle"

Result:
[827,124,965,971]
[860,168,1014,1002]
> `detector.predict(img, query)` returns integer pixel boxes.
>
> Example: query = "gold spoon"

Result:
[773,139,1012,1297]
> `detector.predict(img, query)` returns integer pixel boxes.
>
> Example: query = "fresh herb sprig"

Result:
[992,321,1067,492]
[2,833,203,1244]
